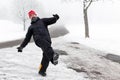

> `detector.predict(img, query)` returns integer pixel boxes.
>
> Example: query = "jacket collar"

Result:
[31,17,40,24]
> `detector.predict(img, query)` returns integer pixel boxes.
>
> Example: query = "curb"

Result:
[0,39,24,49]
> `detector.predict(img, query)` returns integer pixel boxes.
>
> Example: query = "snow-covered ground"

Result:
[0,36,120,80]
[0,20,120,80]
[52,37,120,80]
[0,41,89,80]
[65,24,120,56]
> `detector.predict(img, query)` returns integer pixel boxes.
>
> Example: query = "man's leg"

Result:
[39,52,49,75]
[40,40,54,60]
[40,40,59,65]
[36,39,59,65]
[42,43,59,65]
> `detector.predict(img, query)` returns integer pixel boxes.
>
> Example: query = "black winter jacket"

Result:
[20,16,58,48]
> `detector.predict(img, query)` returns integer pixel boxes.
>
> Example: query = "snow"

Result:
[1,0,120,79]
[0,36,120,80]
[0,21,120,79]
[0,43,88,80]
[52,37,120,80]
[65,24,120,56]
[0,20,25,42]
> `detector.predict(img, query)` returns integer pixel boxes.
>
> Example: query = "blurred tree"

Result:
[62,0,99,38]
[12,0,43,31]
[83,0,93,38]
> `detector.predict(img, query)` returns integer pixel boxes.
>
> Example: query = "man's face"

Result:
[29,14,37,19]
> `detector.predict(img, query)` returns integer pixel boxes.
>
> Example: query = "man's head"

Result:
[28,10,37,19]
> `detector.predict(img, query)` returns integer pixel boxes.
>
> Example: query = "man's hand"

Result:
[53,14,59,20]
[17,47,23,52]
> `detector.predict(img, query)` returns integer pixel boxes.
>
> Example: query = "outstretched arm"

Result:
[42,14,59,26]
[17,27,33,52]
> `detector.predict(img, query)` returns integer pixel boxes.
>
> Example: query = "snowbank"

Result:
[65,24,120,56]
[0,20,25,42]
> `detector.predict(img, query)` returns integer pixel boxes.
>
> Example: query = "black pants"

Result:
[40,52,49,72]
[35,39,54,72]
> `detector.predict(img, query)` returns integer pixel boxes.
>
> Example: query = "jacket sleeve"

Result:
[20,27,33,48]
[42,17,58,26]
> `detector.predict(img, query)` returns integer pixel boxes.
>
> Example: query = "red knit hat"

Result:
[28,10,37,18]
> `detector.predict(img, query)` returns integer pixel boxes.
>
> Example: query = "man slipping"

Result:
[17,10,59,76]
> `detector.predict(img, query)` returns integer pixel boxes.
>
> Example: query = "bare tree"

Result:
[12,0,43,31]
[83,0,101,38]
[83,0,93,38]
[62,0,100,38]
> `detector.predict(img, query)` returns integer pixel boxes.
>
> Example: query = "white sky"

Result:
[38,0,120,25]
[0,0,120,25]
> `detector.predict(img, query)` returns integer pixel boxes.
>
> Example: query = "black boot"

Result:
[38,71,46,77]
[52,53,59,65]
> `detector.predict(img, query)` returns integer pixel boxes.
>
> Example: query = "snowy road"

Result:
[0,37,120,80]
[52,37,120,80]
[0,42,87,80]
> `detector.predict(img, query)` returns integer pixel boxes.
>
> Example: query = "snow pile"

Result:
[0,20,25,42]
[65,24,120,56]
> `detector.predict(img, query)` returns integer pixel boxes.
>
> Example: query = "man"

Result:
[17,10,59,76]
